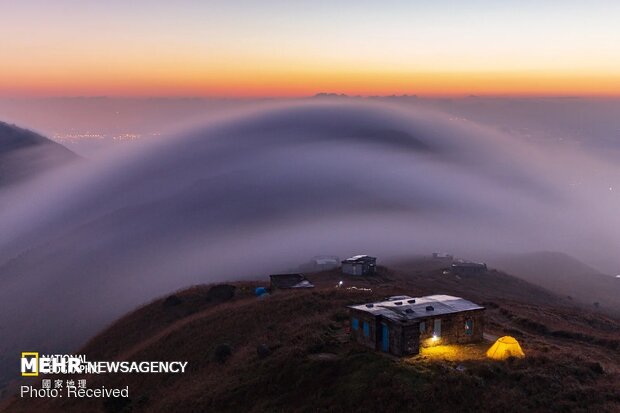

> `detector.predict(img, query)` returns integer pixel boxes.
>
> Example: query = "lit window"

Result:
[352,318,359,330]
[363,322,370,337]
[465,319,473,335]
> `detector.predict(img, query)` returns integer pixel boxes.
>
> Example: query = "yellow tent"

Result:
[486,336,525,360]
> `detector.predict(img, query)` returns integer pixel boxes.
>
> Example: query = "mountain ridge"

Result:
[485,251,620,316]
[0,121,77,186]
[3,265,618,412]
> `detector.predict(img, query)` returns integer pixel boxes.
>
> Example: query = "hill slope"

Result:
[486,251,620,315]
[3,266,619,413]
[0,121,77,186]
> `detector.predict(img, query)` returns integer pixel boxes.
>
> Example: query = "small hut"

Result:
[269,274,314,290]
[451,261,487,276]
[341,255,377,276]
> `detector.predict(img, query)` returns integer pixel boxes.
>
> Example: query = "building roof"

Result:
[348,294,484,323]
[269,273,314,289]
[312,255,340,265]
[343,255,376,263]
[452,261,487,268]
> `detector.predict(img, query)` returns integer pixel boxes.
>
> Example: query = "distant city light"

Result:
[51,131,161,144]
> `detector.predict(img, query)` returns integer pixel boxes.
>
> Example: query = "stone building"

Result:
[451,261,487,276]
[348,295,484,356]
[341,255,377,276]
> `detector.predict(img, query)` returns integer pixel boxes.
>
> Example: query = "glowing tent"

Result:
[486,336,525,360]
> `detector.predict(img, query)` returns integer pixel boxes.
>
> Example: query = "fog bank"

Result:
[1,100,619,369]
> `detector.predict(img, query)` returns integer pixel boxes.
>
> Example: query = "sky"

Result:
[1,0,620,97]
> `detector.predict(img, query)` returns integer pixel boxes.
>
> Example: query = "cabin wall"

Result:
[452,266,487,276]
[363,260,377,275]
[350,315,420,356]
[342,260,376,276]
[381,320,401,355]
[384,322,420,356]
[419,309,484,347]
[402,324,421,355]
[342,263,363,276]
[349,310,379,350]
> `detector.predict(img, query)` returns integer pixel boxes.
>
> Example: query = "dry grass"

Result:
[411,342,491,362]
[3,266,619,413]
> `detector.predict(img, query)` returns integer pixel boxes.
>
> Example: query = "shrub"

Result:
[102,396,132,413]
[214,343,233,363]
[257,344,271,359]
[206,285,236,303]
[163,294,182,307]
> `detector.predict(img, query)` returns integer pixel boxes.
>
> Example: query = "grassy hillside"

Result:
[3,266,619,413]
[486,251,620,316]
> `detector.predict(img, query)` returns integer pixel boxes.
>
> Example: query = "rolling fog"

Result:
[1,99,620,366]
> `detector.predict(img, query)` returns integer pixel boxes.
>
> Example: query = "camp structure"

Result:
[349,295,484,356]
[342,255,377,276]
[451,260,487,276]
[486,336,525,360]
[269,273,314,290]
[255,287,269,297]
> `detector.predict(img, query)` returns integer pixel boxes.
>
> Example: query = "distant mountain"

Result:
[486,251,620,315]
[312,93,418,100]
[313,92,350,98]
[0,121,77,186]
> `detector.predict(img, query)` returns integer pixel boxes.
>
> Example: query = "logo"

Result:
[19,352,188,376]
[21,352,39,376]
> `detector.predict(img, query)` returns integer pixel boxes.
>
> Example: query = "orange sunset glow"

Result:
[3,68,620,98]
[1,1,620,97]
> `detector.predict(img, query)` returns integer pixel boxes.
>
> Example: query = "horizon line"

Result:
[2,93,620,100]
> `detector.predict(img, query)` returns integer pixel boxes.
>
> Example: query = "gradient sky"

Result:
[1,0,619,97]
